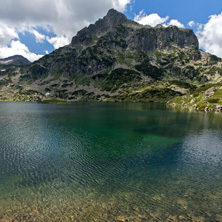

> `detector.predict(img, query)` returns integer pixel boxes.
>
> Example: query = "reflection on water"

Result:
[0,102,222,221]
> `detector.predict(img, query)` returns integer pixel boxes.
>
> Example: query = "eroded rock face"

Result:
[72,9,199,52]
[128,26,199,53]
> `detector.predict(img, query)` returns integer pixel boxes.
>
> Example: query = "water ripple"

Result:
[0,102,222,221]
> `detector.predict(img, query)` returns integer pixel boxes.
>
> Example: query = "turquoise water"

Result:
[0,102,222,221]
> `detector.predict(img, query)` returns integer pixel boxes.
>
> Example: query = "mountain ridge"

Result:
[0,55,30,65]
[0,9,222,103]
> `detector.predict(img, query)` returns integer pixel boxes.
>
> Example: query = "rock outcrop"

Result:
[167,83,222,112]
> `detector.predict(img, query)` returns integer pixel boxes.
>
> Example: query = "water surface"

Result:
[0,102,222,221]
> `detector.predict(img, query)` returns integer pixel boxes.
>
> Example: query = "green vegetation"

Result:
[210,55,222,63]
[168,80,197,91]
[29,64,47,76]
[72,76,90,86]
[168,82,222,111]
[19,89,42,96]
[135,63,163,79]
[0,91,43,102]
[99,87,182,102]
[93,68,141,92]
[207,98,220,103]
[54,89,68,99]
[190,83,222,97]
[68,90,96,101]
[38,99,69,104]
[0,77,12,88]
[61,82,73,88]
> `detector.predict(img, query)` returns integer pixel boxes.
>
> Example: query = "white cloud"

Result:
[134,10,169,26]
[0,0,132,41]
[197,23,203,31]
[0,0,133,61]
[134,10,184,28]
[114,0,131,11]
[0,23,43,61]
[168,19,184,28]
[0,22,19,46]
[0,40,43,62]
[197,12,222,57]
[29,29,46,43]
[188,21,195,27]
[46,36,69,49]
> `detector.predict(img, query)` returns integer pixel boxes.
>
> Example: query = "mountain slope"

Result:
[0,9,222,102]
[0,55,30,65]
[167,82,222,112]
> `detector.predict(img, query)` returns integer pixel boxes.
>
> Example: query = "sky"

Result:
[0,0,222,61]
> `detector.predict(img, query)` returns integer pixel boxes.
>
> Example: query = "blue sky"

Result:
[126,0,222,24]
[0,0,222,61]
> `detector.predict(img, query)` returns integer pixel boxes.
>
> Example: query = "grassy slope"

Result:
[168,83,222,111]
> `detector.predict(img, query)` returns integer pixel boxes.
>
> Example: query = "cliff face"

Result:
[0,9,221,102]
[128,26,199,52]
[72,9,198,51]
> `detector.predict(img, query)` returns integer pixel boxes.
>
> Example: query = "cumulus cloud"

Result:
[0,0,132,61]
[134,10,184,28]
[46,36,69,49]
[0,23,44,61]
[188,20,195,27]
[168,19,184,28]
[29,29,46,43]
[0,0,132,40]
[0,40,43,62]
[197,12,222,58]
[0,22,19,46]
[113,0,131,11]
[134,11,169,26]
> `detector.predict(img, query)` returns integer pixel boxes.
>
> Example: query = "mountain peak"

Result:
[0,55,30,65]
[104,8,128,27]
[106,8,127,20]
[71,9,129,46]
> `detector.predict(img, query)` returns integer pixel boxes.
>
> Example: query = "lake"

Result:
[0,102,222,221]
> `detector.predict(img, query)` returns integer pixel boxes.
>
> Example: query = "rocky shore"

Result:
[167,83,222,112]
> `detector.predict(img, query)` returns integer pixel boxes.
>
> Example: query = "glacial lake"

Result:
[0,102,222,221]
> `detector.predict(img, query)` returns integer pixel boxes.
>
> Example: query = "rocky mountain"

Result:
[0,55,30,65]
[0,9,222,103]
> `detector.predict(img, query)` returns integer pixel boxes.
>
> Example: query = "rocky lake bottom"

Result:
[0,102,222,221]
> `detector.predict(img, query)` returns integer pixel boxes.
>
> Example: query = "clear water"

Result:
[0,102,222,221]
